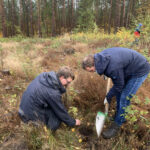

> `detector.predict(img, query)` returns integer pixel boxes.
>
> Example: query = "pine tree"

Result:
[77,0,95,32]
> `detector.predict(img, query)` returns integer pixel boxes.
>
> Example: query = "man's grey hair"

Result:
[82,54,94,69]
[57,66,75,80]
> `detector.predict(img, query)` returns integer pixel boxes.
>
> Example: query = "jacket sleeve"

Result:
[46,94,76,127]
[106,69,125,103]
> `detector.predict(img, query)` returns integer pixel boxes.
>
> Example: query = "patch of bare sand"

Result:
[1,42,19,51]
[33,43,44,50]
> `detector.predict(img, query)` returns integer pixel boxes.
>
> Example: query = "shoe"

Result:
[102,122,120,139]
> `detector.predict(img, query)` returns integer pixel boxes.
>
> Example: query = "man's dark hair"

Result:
[57,66,75,80]
[82,54,94,69]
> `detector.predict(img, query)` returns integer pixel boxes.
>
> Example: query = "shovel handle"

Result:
[105,103,109,114]
[106,78,111,94]
[105,78,111,114]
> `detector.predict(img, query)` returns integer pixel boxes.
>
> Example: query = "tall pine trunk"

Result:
[114,0,121,33]
[51,0,56,36]
[128,0,133,26]
[104,0,108,32]
[0,0,7,37]
[63,0,66,28]
[12,0,16,35]
[95,0,99,25]
[71,0,74,29]
[126,0,131,28]
[108,0,112,34]
[121,0,125,27]
[19,0,24,34]
[67,0,70,30]
[8,0,13,36]
[25,0,30,36]
[43,0,49,36]
[37,0,42,37]
[29,0,34,36]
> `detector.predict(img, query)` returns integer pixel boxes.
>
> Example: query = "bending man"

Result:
[82,47,150,139]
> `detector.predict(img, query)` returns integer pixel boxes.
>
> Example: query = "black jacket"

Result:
[19,71,76,126]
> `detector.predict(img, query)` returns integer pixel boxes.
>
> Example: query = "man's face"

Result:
[59,76,73,88]
[85,66,96,72]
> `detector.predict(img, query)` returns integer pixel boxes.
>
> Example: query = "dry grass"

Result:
[89,38,120,49]
[1,42,19,50]
[0,34,150,150]
[72,71,109,113]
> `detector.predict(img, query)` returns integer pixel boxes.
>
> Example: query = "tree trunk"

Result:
[95,0,100,25]
[121,0,125,27]
[19,0,24,34]
[12,0,16,35]
[118,0,121,27]
[43,0,49,36]
[100,0,103,27]
[7,0,13,36]
[104,0,108,32]
[108,0,112,34]
[71,0,74,29]
[114,0,121,33]
[0,0,7,37]
[126,0,131,28]
[25,0,30,36]
[29,0,34,36]
[37,0,42,37]
[67,0,70,30]
[63,0,66,28]
[51,0,56,36]
[128,0,133,26]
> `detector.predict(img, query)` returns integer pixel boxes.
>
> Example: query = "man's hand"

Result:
[104,97,108,105]
[75,119,81,126]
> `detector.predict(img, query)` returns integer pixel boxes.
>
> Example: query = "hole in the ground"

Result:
[79,125,94,136]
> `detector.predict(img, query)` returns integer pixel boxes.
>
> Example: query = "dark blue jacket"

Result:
[94,47,150,103]
[19,71,76,126]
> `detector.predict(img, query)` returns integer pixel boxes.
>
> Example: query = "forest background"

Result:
[0,0,150,37]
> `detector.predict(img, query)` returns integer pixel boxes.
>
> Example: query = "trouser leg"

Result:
[45,109,61,131]
[115,73,148,126]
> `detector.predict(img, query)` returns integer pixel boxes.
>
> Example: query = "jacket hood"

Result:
[94,53,110,75]
[39,71,66,94]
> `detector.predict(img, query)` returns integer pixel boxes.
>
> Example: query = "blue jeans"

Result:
[114,73,149,126]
